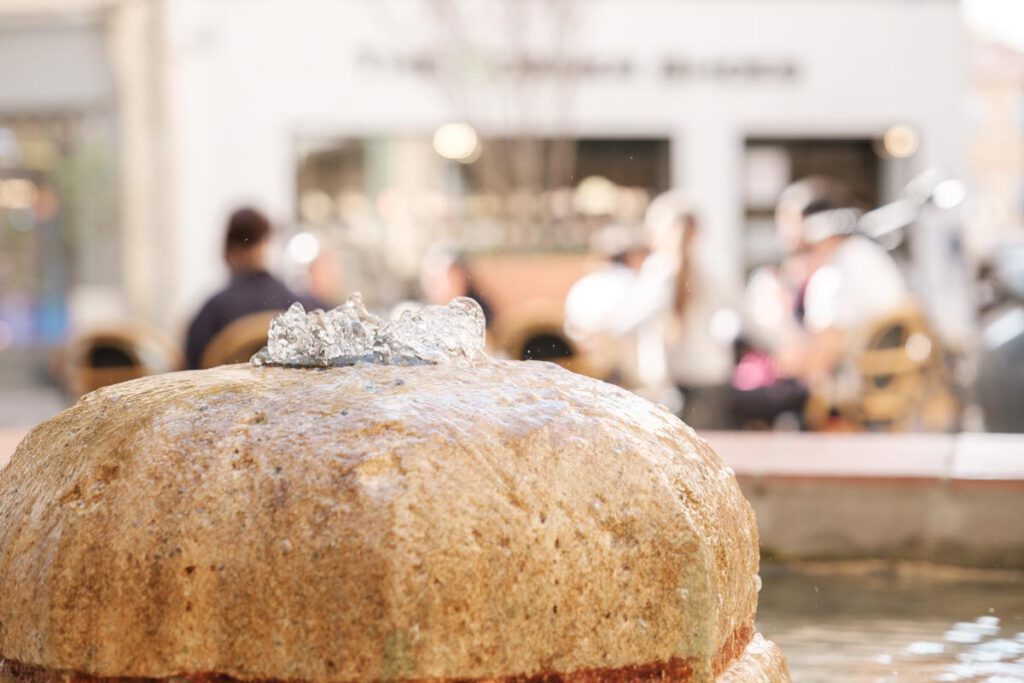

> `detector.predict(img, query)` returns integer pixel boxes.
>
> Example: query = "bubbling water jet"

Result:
[251,294,486,368]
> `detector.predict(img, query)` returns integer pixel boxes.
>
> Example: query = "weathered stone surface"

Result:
[0,361,784,681]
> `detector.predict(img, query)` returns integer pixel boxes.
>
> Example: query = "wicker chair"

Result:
[808,305,959,431]
[199,310,280,369]
[65,323,184,397]
[491,301,600,378]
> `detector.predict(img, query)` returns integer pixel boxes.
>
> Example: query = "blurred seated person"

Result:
[604,191,736,428]
[564,225,647,382]
[734,177,910,426]
[185,207,324,368]
[420,246,494,326]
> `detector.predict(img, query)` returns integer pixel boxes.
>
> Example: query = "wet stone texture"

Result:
[0,294,788,681]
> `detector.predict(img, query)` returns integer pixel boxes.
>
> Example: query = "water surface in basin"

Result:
[757,563,1024,682]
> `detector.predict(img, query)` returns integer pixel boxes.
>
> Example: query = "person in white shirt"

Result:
[776,203,910,389]
[735,177,911,427]
[564,226,647,385]
[604,191,736,427]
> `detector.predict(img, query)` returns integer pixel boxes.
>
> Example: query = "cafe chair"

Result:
[199,310,280,369]
[64,322,184,397]
[491,301,597,378]
[808,305,959,431]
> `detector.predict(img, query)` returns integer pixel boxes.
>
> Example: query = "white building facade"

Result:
[1,0,967,337]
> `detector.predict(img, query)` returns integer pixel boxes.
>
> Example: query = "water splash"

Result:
[251,294,486,368]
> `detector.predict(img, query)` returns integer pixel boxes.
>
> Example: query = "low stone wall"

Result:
[3,427,1022,567]
[704,432,1024,568]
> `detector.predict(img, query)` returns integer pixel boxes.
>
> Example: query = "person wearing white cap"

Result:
[734,177,911,427]
[780,190,909,387]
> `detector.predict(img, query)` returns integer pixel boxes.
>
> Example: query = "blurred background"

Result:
[2,2,1024,680]
[1,0,1022,435]
[0,0,1022,434]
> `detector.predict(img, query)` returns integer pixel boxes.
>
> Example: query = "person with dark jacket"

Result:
[185,207,323,368]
